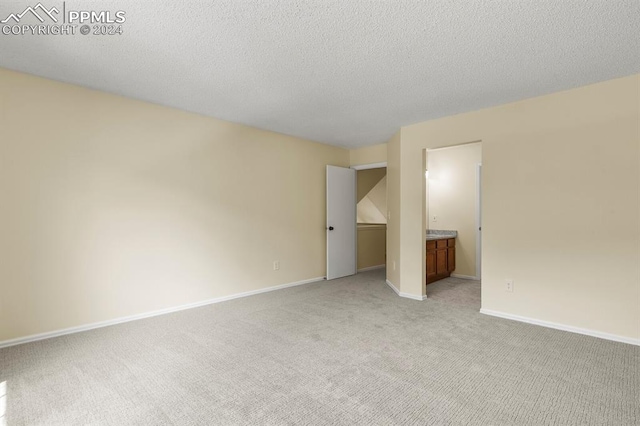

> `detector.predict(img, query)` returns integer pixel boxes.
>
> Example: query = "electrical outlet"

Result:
[273,261,280,271]
[506,279,514,292]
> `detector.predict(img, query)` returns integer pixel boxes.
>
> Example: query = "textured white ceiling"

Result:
[1,1,639,148]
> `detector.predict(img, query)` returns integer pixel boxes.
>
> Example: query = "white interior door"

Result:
[326,165,356,280]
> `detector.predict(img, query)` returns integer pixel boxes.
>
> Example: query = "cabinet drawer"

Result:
[426,241,436,250]
[447,238,455,247]
[436,239,448,249]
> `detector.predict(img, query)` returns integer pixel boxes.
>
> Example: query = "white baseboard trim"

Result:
[451,273,480,280]
[386,279,427,301]
[386,279,401,295]
[402,293,427,301]
[358,264,386,273]
[480,309,639,346]
[0,276,325,350]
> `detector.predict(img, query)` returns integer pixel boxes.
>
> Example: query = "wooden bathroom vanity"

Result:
[426,233,456,284]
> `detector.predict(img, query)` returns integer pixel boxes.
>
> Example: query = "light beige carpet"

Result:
[0,270,638,425]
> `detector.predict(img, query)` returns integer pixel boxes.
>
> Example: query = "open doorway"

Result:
[353,164,387,273]
[424,143,482,298]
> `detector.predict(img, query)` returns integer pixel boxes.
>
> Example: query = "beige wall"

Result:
[388,74,639,341]
[427,143,482,277]
[357,226,386,270]
[0,68,349,342]
[350,143,387,166]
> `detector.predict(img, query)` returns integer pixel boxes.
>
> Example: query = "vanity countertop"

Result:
[426,230,458,240]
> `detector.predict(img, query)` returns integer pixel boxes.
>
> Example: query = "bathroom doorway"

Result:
[425,143,482,297]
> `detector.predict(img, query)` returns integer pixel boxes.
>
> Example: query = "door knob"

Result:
[328,226,334,231]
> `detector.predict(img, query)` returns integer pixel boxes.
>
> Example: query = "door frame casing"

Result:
[476,163,482,280]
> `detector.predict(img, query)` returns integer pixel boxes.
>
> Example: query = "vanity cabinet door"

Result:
[447,246,456,272]
[426,238,456,284]
[426,251,436,278]
[436,248,448,275]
